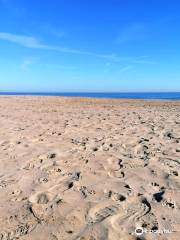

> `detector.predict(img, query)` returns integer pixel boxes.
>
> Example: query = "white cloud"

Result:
[0,32,42,48]
[133,60,158,64]
[20,59,34,71]
[0,32,117,60]
[119,65,133,73]
[0,32,157,65]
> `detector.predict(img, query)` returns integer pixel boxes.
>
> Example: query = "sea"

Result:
[0,92,180,100]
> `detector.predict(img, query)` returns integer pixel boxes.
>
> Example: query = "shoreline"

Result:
[0,95,180,103]
[0,92,180,101]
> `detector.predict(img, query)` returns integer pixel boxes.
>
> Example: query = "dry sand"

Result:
[0,96,180,240]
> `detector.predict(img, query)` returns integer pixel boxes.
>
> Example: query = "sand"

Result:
[0,96,180,240]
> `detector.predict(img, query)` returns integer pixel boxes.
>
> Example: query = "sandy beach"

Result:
[0,96,179,240]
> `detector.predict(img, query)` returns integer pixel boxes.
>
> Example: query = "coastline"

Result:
[0,92,180,100]
[0,95,180,103]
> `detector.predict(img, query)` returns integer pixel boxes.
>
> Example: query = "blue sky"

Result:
[0,0,180,92]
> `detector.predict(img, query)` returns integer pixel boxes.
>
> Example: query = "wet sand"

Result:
[0,96,180,240]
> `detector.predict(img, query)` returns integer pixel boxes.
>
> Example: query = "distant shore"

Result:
[0,92,180,100]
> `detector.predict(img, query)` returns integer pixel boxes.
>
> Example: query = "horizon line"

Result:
[0,91,180,94]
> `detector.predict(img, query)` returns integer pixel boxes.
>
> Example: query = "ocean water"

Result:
[0,92,180,100]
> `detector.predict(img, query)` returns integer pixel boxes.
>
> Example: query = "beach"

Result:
[0,96,180,240]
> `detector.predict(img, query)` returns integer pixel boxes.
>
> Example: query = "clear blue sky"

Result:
[0,0,180,92]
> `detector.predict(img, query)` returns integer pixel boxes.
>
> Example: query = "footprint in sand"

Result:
[0,206,38,240]
[104,156,145,180]
[110,195,159,237]
[103,157,125,179]
[107,169,125,179]
[29,191,56,221]
[88,200,119,224]
[0,223,36,240]
[159,157,180,169]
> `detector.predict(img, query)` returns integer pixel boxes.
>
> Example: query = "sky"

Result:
[0,0,180,92]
